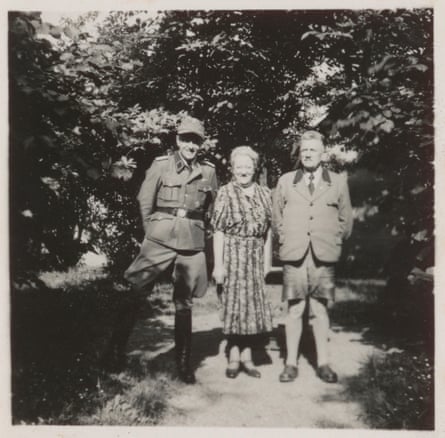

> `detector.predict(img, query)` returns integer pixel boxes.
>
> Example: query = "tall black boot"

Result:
[101,293,140,372]
[174,308,196,384]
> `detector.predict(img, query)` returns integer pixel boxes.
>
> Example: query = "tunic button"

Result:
[307,231,311,236]
[309,202,313,206]
[310,216,313,220]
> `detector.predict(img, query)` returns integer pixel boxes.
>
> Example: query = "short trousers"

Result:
[282,246,336,303]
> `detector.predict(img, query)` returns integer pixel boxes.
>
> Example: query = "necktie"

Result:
[308,172,315,195]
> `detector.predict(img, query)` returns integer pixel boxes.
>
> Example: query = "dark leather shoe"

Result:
[241,361,261,378]
[279,364,298,382]
[225,361,240,379]
[178,366,196,384]
[316,365,338,383]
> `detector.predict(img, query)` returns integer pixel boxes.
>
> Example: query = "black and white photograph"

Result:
[3,0,443,436]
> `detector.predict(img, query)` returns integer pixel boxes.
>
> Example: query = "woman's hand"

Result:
[212,264,225,285]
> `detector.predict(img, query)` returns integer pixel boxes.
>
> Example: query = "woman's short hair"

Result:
[230,146,259,169]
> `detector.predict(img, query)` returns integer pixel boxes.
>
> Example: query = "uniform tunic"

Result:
[137,152,218,251]
[211,182,273,335]
[125,152,218,303]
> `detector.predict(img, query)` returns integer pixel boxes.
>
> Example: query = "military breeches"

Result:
[124,238,208,310]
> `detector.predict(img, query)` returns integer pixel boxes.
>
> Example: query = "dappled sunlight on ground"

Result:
[12,275,431,428]
[125,281,386,428]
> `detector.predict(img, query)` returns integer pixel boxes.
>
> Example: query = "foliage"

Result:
[348,351,433,429]
[11,268,174,425]
[308,9,434,239]
[10,11,92,271]
[9,9,434,276]
[9,12,180,274]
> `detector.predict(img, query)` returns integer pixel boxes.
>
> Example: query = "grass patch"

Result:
[11,268,177,425]
[39,265,107,288]
[78,372,174,426]
[347,351,434,430]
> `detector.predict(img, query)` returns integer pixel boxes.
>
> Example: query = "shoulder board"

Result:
[155,155,169,161]
[201,160,215,168]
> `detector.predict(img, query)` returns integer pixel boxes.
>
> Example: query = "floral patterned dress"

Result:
[211,182,273,335]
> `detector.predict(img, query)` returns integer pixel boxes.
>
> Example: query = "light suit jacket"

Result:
[272,167,353,263]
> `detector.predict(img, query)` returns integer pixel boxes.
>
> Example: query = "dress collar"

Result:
[232,181,257,194]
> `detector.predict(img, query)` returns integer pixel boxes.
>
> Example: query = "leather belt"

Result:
[156,206,204,221]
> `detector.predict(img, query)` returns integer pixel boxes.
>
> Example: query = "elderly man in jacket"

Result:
[106,116,218,384]
[273,130,353,383]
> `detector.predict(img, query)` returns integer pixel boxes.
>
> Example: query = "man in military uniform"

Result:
[108,116,218,384]
[272,130,353,383]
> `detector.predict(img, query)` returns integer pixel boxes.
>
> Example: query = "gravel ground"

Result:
[127,282,383,428]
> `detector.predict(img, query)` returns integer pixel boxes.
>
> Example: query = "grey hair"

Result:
[300,130,324,143]
[230,146,259,169]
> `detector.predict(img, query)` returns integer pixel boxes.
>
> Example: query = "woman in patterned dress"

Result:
[211,146,273,379]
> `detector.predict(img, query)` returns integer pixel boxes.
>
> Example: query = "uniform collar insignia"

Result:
[174,151,190,172]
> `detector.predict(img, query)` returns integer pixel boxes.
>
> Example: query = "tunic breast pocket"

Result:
[159,177,182,201]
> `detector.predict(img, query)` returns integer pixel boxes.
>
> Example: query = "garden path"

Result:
[129,283,384,428]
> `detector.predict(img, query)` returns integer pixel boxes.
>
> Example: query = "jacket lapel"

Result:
[292,169,311,201]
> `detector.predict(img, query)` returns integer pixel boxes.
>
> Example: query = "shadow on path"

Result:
[130,323,275,375]
[137,327,224,375]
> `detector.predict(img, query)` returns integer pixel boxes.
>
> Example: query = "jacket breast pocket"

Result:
[159,178,182,201]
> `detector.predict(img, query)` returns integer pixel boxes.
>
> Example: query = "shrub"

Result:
[349,351,433,429]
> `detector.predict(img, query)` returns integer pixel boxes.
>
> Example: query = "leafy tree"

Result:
[304,9,434,239]
[9,11,102,273]
[9,9,434,279]
[129,10,330,178]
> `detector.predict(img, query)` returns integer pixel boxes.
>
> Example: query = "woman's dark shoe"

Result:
[316,364,338,383]
[241,360,261,378]
[225,361,240,378]
[279,364,298,382]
